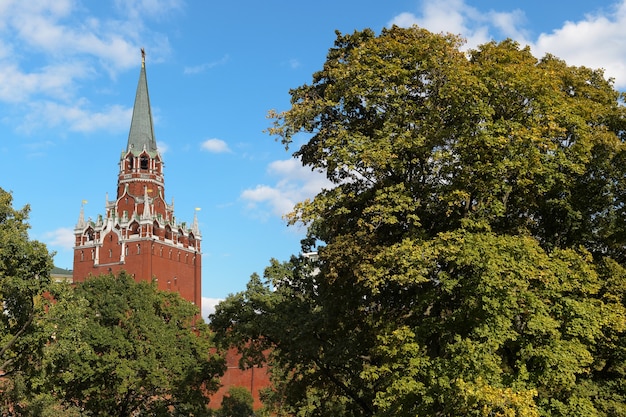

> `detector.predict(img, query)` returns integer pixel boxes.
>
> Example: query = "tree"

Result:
[216,386,255,417]
[0,187,53,377]
[14,273,225,416]
[212,26,626,416]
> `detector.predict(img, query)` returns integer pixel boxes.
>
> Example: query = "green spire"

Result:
[127,49,157,156]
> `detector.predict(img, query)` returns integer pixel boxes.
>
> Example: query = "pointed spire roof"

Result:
[191,208,201,237]
[76,201,86,229]
[127,48,158,156]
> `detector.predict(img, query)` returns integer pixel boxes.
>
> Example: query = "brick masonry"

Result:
[72,55,270,410]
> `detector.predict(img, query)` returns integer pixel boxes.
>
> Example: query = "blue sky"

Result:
[1,0,625,319]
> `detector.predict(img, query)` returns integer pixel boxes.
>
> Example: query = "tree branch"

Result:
[0,311,35,373]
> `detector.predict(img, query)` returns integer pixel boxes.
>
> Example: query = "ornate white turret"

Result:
[142,186,151,219]
[76,201,87,230]
[192,209,201,237]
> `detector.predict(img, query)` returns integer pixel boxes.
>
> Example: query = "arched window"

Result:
[140,155,149,170]
[129,221,140,235]
[137,244,141,255]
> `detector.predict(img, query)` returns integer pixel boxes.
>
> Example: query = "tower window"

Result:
[140,155,149,170]
[137,244,141,254]
[109,249,112,258]
[129,221,140,235]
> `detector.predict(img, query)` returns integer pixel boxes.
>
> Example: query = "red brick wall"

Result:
[208,348,271,410]
[73,236,201,307]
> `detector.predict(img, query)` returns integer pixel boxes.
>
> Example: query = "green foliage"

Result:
[0,187,53,377]
[2,375,84,417]
[13,273,225,416]
[213,26,626,416]
[216,386,255,417]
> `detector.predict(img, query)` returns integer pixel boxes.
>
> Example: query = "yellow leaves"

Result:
[456,378,540,417]
[364,238,430,291]
[359,182,421,232]
[362,326,431,413]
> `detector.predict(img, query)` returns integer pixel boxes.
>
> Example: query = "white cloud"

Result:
[157,141,169,154]
[44,227,75,250]
[201,138,231,153]
[389,0,626,88]
[530,3,626,88]
[183,55,230,75]
[388,0,495,48]
[201,297,223,322]
[19,101,131,134]
[0,0,175,134]
[388,12,421,29]
[268,159,331,197]
[241,158,332,218]
[114,0,184,21]
[241,185,296,218]
[0,62,92,103]
[281,58,301,69]
[2,2,141,72]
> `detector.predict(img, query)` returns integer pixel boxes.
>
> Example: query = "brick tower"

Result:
[72,51,201,307]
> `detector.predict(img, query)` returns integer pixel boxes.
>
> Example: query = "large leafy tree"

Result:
[212,26,626,416]
[0,187,53,377]
[215,386,256,417]
[14,273,225,416]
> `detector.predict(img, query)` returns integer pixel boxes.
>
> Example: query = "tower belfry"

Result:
[72,51,202,307]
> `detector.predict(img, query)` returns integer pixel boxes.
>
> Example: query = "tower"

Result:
[72,51,202,307]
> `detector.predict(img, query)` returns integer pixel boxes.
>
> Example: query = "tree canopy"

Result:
[0,187,53,377]
[212,26,626,416]
[215,386,255,417]
[9,273,225,416]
